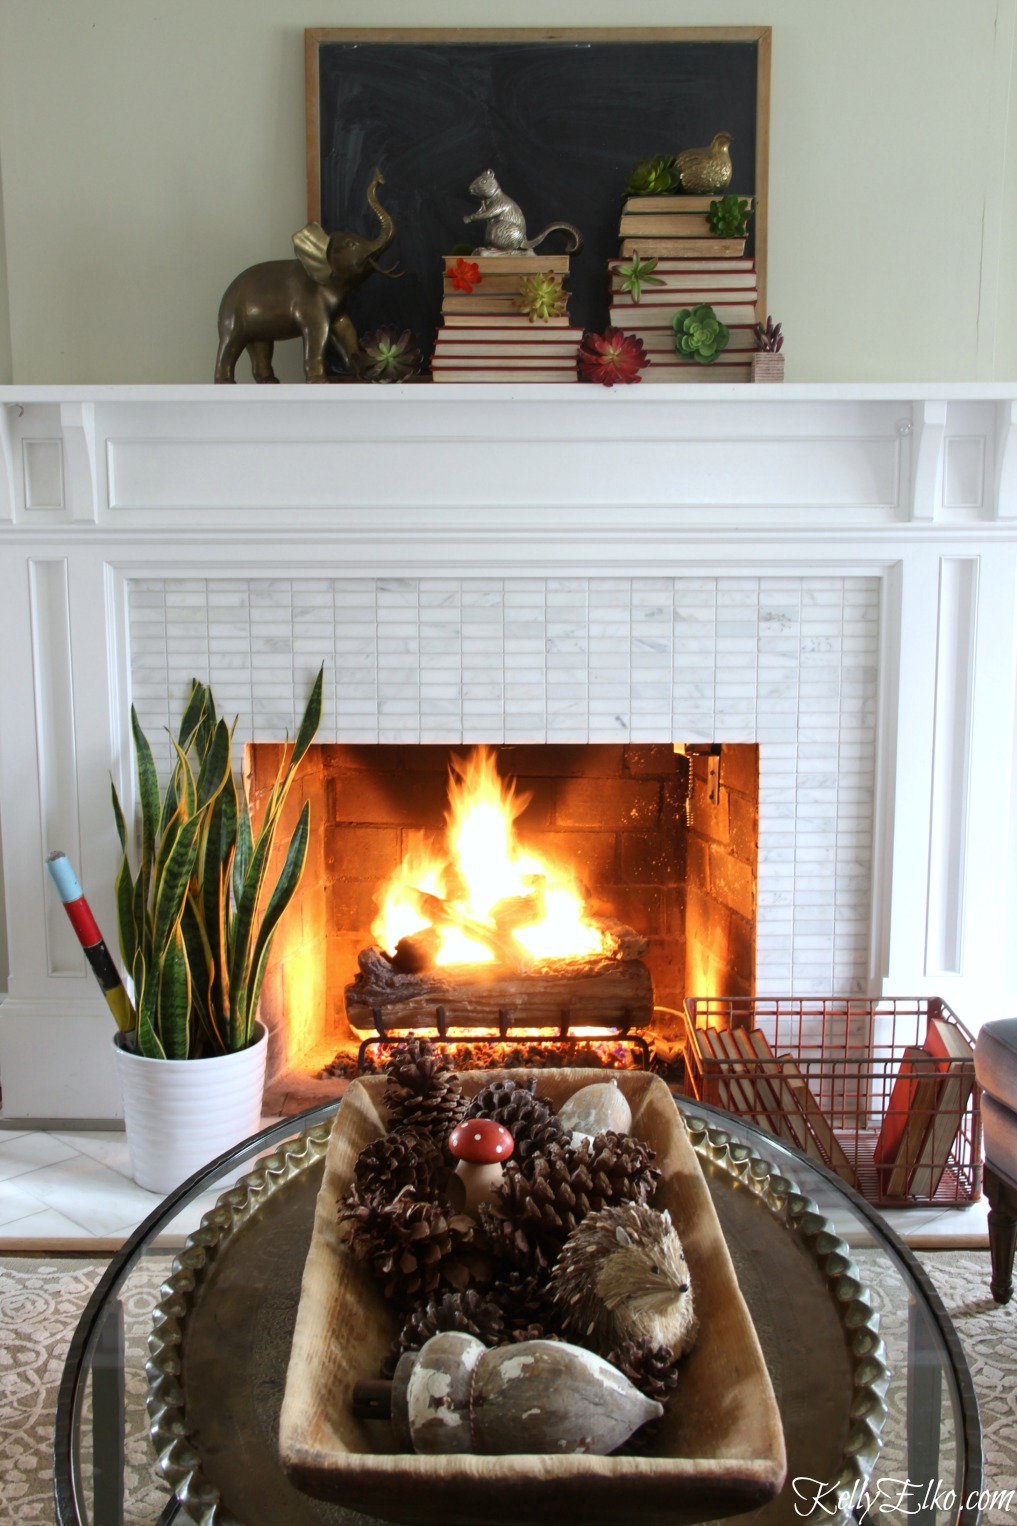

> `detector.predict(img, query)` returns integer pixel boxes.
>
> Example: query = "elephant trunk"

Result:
[365,168,396,257]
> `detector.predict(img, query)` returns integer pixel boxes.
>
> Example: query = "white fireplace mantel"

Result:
[2,382,1016,1120]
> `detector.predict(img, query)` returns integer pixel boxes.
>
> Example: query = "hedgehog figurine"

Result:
[548,1202,698,1360]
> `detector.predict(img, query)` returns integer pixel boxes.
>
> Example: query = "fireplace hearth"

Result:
[1,386,1015,1121]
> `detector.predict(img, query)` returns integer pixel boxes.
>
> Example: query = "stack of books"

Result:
[873,1015,975,1198]
[618,195,753,259]
[696,1025,856,1182]
[431,254,582,384]
[608,257,759,383]
[614,192,758,384]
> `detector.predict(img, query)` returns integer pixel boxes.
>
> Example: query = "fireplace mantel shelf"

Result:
[2,382,1017,1118]
[3,383,1016,538]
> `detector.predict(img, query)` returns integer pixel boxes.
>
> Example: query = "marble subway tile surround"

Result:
[128,574,880,997]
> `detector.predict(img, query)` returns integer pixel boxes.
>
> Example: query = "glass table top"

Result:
[53,1093,984,1526]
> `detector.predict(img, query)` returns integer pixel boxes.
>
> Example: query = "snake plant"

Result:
[111,666,323,1059]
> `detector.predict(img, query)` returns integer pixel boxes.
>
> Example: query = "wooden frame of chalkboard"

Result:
[305,27,771,370]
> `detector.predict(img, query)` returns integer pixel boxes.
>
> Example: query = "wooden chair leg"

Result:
[984,1164,1017,1305]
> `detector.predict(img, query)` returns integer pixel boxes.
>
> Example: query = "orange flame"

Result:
[372,748,606,966]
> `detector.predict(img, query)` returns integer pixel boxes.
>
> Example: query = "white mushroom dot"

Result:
[473,1132,482,1141]
[495,1144,503,1153]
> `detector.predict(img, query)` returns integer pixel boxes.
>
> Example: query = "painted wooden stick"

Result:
[45,850,134,1031]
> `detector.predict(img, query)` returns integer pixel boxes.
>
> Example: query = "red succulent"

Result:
[450,257,482,294]
[578,327,649,387]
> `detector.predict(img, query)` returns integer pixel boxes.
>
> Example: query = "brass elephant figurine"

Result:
[214,168,401,383]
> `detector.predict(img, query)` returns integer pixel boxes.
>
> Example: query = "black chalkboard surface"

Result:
[306,29,770,373]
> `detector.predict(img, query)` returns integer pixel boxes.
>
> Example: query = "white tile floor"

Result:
[0,1121,283,1243]
[0,1120,992,1246]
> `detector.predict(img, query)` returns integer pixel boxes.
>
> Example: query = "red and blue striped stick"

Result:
[45,850,134,1032]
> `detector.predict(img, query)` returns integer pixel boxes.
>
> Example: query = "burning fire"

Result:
[372,748,607,967]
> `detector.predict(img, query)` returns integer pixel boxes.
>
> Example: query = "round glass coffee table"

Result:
[54,1096,984,1526]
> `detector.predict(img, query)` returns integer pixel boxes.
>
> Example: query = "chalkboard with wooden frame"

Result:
[305,27,770,373]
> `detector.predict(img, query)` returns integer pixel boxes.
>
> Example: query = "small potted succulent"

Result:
[751,315,785,383]
[706,194,753,249]
[578,328,650,387]
[672,305,730,365]
[622,154,680,199]
[356,326,424,383]
[515,272,568,323]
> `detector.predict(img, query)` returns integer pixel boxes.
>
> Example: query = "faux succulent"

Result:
[578,328,649,387]
[450,257,482,294]
[623,155,679,198]
[357,326,423,383]
[706,194,752,239]
[672,305,730,364]
[755,315,784,353]
[617,253,664,305]
[515,271,568,323]
[449,243,476,257]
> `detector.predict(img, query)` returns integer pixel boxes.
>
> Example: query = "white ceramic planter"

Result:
[113,1024,269,1195]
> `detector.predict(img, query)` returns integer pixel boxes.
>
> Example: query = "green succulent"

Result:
[623,155,679,198]
[515,271,568,323]
[672,304,731,364]
[449,242,475,256]
[706,194,752,239]
[617,253,665,305]
[357,326,422,383]
[111,669,322,1058]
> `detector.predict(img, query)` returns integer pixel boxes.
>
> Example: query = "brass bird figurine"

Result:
[675,131,733,194]
[548,1203,699,1359]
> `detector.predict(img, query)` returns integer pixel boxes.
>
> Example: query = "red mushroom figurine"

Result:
[448,1118,514,1215]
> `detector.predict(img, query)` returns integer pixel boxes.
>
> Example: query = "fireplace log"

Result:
[346,927,653,1034]
[405,887,533,972]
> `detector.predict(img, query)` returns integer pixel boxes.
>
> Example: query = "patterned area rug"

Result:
[2,1251,1016,1525]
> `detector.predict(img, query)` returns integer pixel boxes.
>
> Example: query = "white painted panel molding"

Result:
[925,558,978,975]
[28,559,83,977]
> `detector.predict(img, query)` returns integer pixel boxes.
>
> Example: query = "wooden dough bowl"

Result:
[279,1068,787,1526]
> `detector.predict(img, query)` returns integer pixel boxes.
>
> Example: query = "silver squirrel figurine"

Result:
[464,169,583,255]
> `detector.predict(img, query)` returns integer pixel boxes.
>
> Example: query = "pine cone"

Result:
[487,1269,556,1337]
[382,1288,506,1376]
[479,1149,593,1273]
[384,1038,466,1148]
[569,1129,661,1210]
[352,1128,447,1203]
[607,1336,682,1402]
[339,1189,490,1310]
[465,1079,569,1163]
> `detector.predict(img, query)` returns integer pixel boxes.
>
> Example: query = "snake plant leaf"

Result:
[157,925,192,1060]
[244,802,310,1046]
[288,666,324,776]
[114,852,139,1001]
[195,717,231,813]
[152,813,202,963]
[111,781,128,854]
[131,706,160,877]
[177,680,208,753]
[232,787,253,912]
[179,896,212,1029]
[227,829,275,1049]
[134,948,165,1059]
[169,736,198,822]
[197,687,219,764]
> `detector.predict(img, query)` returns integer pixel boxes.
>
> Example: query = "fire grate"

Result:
[356,1005,651,1072]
